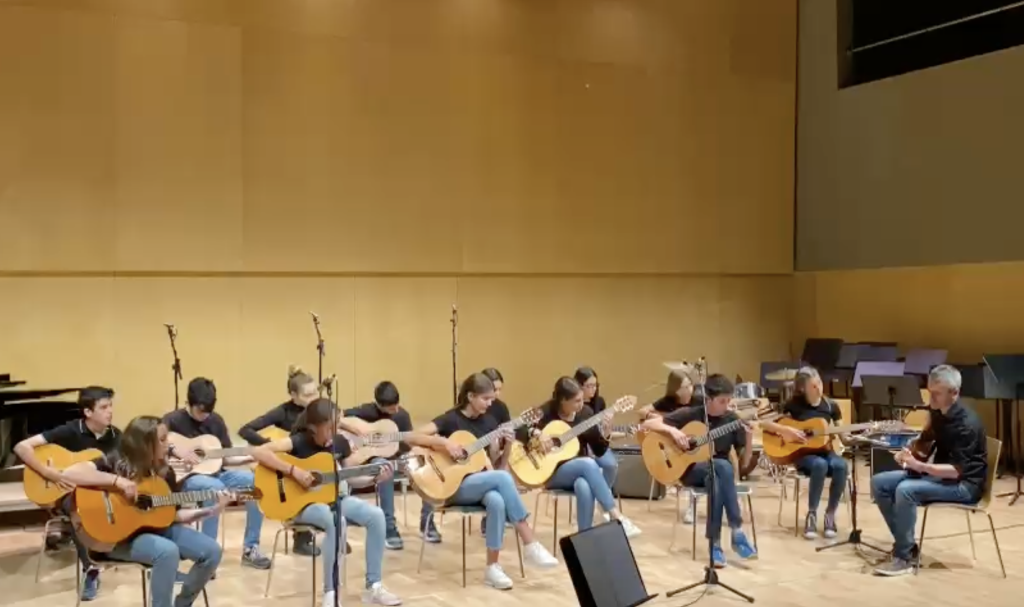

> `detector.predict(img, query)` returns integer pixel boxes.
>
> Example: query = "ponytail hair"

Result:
[457,373,494,408]
[295,398,338,431]
[546,376,581,411]
[287,364,315,394]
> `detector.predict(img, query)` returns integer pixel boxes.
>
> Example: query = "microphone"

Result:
[321,374,337,389]
[310,311,320,322]
[164,323,177,337]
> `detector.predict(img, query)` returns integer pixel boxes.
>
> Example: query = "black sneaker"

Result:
[823,511,838,539]
[480,516,487,536]
[242,546,272,570]
[292,531,321,557]
[81,568,101,601]
[874,558,913,577]
[384,527,404,551]
[803,511,818,540]
[420,517,442,544]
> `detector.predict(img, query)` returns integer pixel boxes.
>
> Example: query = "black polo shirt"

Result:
[433,408,498,439]
[537,403,608,458]
[163,409,234,449]
[288,431,353,461]
[926,401,987,498]
[239,401,306,445]
[487,399,512,425]
[782,396,841,423]
[42,420,121,455]
[343,402,413,455]
[662,406,744,460]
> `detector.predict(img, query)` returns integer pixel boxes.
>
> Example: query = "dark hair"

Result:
[287,364,315,394]
[186,377,217,412]
[457,373,495,408]
[551,376,582,404]
[481,368,504,384]
[664,370,692,401]
[119,415,165,478]
[704,374,734,399]
[79,386,114,412]
[374,381,400,407]
[295,398,338,430]
[573,367,599,399]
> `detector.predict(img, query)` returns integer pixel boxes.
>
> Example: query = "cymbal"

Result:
[663,361,697,374]
[765,368,799,382]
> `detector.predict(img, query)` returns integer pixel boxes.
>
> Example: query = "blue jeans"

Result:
[180,469,263,549]
[682,459,743,542]
[292,497,386,590]
[870,470,978,560]
[448,470,529,550]
[369,457,398,531]
[795,451,849,514]
[108,524,221,607]
[594,449,619,488]
[546,458,616,531]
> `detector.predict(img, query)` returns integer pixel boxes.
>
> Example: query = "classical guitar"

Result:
[409,409,542,504]
[761,418,905,465]
[510,396,637,487]
[340,417,417,465]
[642,409,780,485]
[168,433,253,480]
[23,445,103,505]
[74,475,260,546]
[254,452,419,521]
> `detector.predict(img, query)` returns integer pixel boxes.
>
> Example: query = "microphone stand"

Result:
[165,324,183,410]
[450,304,458,406]
[327,373,343,607]
[312,312,325,386]
[666,358,754,604]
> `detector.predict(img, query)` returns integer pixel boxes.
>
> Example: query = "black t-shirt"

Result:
[92,453,178,490]
[538,403,608,458]
[239,401,306,445]
[924,401,988,497]
[343,402,414,454]
[487,399,512,425]
[288,431,353,461]
[662,407,745,460]
[433,409,499,439]
[782,396,841,423]
[652,394,704,414]
[41,420,121,455]
[163,409,234,449]
[587,396,607,414]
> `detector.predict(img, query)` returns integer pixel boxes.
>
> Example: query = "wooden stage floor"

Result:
[2,463,1022,607]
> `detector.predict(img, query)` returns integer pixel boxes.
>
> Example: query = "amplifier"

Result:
[612,446,665,500]
[871,447,901,476]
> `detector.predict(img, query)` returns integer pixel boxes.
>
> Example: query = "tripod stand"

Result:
[164,324,183,410]
[666,358,754,604]
[816,436,886,555]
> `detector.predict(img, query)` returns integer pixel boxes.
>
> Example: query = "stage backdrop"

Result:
[0,0,797,428]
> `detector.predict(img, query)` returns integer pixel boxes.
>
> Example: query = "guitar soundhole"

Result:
[193,449,207,458]
[136,495,154,511]
[310,472,324,487]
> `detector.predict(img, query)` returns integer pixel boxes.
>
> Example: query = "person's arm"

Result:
[62,460,120,488]
[404,422,449,450]
[13,433,63,483]
[217,418,252,466]
[735,424,753,468]
[911,424,981,480]
[250,437,298,474]
[338,408,368,435]
[238,407,285,446]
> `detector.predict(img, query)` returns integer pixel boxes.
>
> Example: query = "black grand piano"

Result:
[0,373,83,482]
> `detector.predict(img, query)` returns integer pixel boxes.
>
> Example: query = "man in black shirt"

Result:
[642,374,757,568]
[164,378,271,569]
[14,386,119,601]
[340,381,413,549]
[871,365,988,577]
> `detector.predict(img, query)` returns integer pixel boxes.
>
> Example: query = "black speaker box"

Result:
[559,520,657,607]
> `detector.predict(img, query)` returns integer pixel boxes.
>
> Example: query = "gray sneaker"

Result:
[242,547,272,570]
[802,511,818,540]
[874,558,914,577]
[823,512,838,539]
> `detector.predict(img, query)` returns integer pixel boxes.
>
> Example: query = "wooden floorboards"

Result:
[2,463,1022,607]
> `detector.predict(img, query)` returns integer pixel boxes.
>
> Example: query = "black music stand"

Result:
[861,374,922,417]
[852,362,905,422]
[984,354,1024,504]
[904,349,948,377]
[802,338,846,397]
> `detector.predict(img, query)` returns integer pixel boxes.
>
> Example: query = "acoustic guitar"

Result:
[642,408,780,485]
[510,396,637,487]
[258,427,290,442]
[74,475,260,546]
[761,418,904,465]
[409,409,542,504]
[168,433,253,480]
[254,452,420,521]
[339,418,416,465]
[23,445,104,505]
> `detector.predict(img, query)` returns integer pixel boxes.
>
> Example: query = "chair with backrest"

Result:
[672,451,758,559]
[915,436,1006,578]
[265,521,346,606]
[416,504,524,587]
[77,557,210,607]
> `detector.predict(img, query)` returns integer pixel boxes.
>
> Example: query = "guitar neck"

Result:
[692,419,745,448]
[560,410,613,442]
[149,489,239,508]
[820,422,875,436]
[354,431,416,447]
[467,417,531,456]
[320,461,390,484]
[204,447,251,459]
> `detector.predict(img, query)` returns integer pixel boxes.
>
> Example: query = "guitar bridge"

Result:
[102,492,115,525]
[429,457,446,482]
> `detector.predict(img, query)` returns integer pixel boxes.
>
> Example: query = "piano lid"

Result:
[0,374,81,405]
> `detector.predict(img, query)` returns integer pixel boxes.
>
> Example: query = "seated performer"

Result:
[870,364,987,577]
[529,376,641,536]
[239,365,321,556]
[761,367,850,540]
[163,378,271,568]
[339,380,412,550]
[14,386,121,601]
[407,372,559,590]
[251,398,402,607]
[62,415,224,607]
[642,374,757,568]
[573,366,619,488]
[639,369,703,420]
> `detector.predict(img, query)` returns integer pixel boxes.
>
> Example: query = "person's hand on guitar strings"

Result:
[374,461,394,484]
[172,445,202,466]
[114,476,138,500]
[780,425,807,444]
[291,466,316,489]
[52,470,76,493]
[444,439,466,460]
[213,490,233,513]
[670,428,690,450]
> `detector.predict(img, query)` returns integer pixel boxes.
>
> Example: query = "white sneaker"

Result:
[523,541,559,568]
[683,502,695,525]
[602,513,611,523]
[322,590,338,607]
[484,563,514,590]
[619,516,642,538]
[361,583,401,606]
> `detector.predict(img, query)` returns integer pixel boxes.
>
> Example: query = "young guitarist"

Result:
[529,377,640,537]
[639,370,703,420]
[870,365,987,577]
[641,374,757,568]
[760,366,850,540]
[238,365,320,556]
[62,416,225,607]
[14,386,120,601]
[406,372,559,591]
[163,378,271,569]
[339,380,413,550]
[251,398,401,607]
[573,366,618,488]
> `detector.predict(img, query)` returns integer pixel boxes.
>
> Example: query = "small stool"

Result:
[417,504,524,588]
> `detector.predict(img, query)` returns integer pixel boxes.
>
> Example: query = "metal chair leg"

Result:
[533,492,542,531]
[35,518,55,582]
[461,516,468,588]
[691,494,698,561]
[552,497,560,555]
[142,568,149,607]
[648,478,656,511]
[747,494,759,551]
[988,513,1007,579]
[915,507,930,575]
[793,477,801,537]
[966,512,976,560]
[402,481,409,529]
[416,523,428,573]
[515,525,526,579]
[264,527,285,597]
[777,482,785,526]
[75,561,84,607]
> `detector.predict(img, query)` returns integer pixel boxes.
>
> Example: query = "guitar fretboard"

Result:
[465,416,533,457]
[558,410,617,443]
[149,489,249,508]
[689,419,747,449]
[354,432,415,447]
